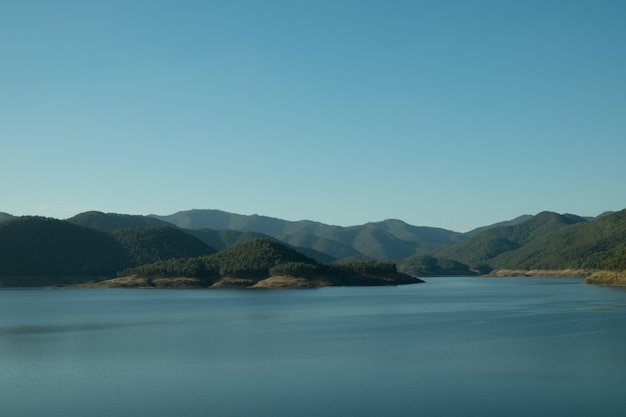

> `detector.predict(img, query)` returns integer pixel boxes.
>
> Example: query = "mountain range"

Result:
[1,207,625,286]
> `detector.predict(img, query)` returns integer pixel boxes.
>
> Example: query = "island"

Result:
[79,238,424,289]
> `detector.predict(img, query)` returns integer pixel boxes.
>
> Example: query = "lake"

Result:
[1,277,626,417]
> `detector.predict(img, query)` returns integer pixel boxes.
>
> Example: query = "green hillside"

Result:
[491,209,626,270]
[111,226,216,266]
[435,212,588,267]
[208,237,316,278]
[0,218,214,286]
[0,217,129,285]
[277,232,362,260]
[3,207,626,287]
[434,209,626,273]
[602,247,626,271]
[464,215,533,237]
[398,255,477,277]
[68,211,170,230]
[185,228,271,251]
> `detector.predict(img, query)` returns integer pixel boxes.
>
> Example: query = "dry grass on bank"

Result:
[488,269,593,278]
[252,275,334,289]
[584,271,626,286]
[78,275,204,288]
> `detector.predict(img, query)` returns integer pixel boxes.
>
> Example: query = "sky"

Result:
[1,0,625,232]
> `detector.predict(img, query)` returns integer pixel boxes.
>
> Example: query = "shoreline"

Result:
[487,269,593,278]
[74,273,424,289]
[583,270,626,286]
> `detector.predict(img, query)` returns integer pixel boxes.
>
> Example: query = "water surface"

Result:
[1,277,625,417]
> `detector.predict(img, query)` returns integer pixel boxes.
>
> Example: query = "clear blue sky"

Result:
[2,0,625,231]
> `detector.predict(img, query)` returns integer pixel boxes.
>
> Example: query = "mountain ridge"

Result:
[151,209,469,261]
[1,207,625,287]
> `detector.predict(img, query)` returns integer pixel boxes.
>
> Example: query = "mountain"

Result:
[490,208,626,270]
[111,226,216,266]
[208,237,318,279]
[465,215,534,237]
[398,255,477,277]
[185,228,337,263]
[67,211,170,230]
[0,216,129,285]
[435,211,589,267]
[184,228,272,251]
[0,212,14,222]
[152,209,333,235]
[152,209,466,261]
[0,217,214,286]
[70,211,335,264]
[435,209,626,271]
[4,208,625,286]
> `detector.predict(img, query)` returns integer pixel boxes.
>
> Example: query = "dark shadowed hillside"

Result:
[111,226,216,266]
[0,217,129,284]
[184,228,271,251]
[398,255,477,277]
[0,212,14,222]
[68,211,171,230]
[0,218,213,286]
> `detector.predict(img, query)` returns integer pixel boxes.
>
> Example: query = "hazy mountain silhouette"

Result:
[151,209,466,260]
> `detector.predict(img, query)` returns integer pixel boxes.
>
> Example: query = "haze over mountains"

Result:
[150,209,487,261]
[1,207,625,287]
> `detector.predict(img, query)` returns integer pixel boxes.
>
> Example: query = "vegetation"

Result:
[436,212,588,267]
[398,255,476,277]
[431,209,626,275]
[602,247,626,271]
[4,207,626,287]
[487,209,626,270]
[185,228,270,251]
[67,211,169,230]
[584,270,626,286]
[0,212,14,223]
[111,226,215,266]
[0,217,129,280]
[0,218,213,286]
[208,238,316,278]
[120,238,422,288]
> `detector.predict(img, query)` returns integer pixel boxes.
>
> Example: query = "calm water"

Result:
[1,277,626,417]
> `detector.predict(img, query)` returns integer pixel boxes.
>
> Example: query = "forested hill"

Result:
[488,208,626,270]
[111,226,216,265]
[66,211,278,255]
[435,209,626,271]
[0,217,422,288]
[67,211,171,230]
[0,217,215,286]
[2,208,625,286]
[0,212,14,222]
[435,211,588,267]
[119,237,423,288]
[463,214,534,237]
[0,217,129,284]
